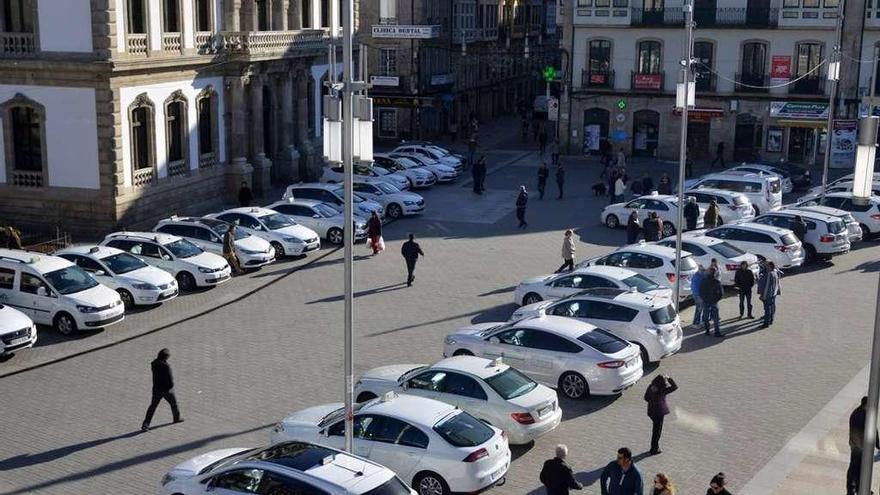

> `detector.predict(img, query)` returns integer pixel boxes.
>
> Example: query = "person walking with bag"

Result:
[540,444,583,495]
[537,163,550,200]
[700,266,724,337]
[626,211,641,245]
[400,233,424,287]
[557,230,576,273]
[516,185,529,229]
[734,261,755,319]
[644,375,678,455]
[367,211,383,255]
[758,261,781,328]
[142,348,183,431]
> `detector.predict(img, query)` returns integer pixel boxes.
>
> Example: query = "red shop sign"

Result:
[634,73,662,90]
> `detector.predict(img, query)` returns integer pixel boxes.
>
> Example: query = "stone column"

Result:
[241,0,255,31]
[224,76,254,200]
[288,0,302,29]
[276,71,300,182]
[295,68,316,181]
[226,0,241,31]
[274,0,288,30]
[249,74,272,195]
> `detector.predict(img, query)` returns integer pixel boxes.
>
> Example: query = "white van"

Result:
[0,249,125,335]
[686,171,783,215]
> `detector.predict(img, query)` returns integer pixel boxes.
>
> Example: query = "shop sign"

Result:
[770,56,791,84]
[373,96,434,108]
[633,73,662,90]
[830,120,857,169]
[672,107,724,123]
[370,76,400,87]
[769,101,829,120]
[371,25,441,39]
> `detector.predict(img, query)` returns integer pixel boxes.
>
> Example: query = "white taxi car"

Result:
[353,356,561,445]
[266,199,367,245]
[352,181,425,219]
[0,304,37,355]
[443,316,643,400]
[56,245,178,308]
[729,164,794,194]
[101,232,231,291]
[510,288,682,363]
[601,193,701,237]
[391,153,459,182]
[685,188,755,225]
[160,441,416,495]
[271,393,510,495]
[282,183,385,220]
[208,207,321,258]
[703,223,805,269]
[752,209,850,262]
[392,143,464,171]
[796,193,880,239]
[655,234,758,286]
[577,243,699,298]
[153,216,275,269]
[321,162,411,191]
[513,265,672,306]
[0,249,124,335]
[787,204,863,243]
[374,154,437,189]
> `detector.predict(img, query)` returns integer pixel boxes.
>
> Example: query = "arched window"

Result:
[2,94,46,187]
[197,86,218,168]
[129,93,156,186]
[164,91,188,177]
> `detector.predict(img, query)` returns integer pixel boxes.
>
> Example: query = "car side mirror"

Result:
[94,270,105,277]
[313,214,321,218]
[489,336,501,344]
[211,236,220,243]
[401,381,409,391]
[36,286,48,297]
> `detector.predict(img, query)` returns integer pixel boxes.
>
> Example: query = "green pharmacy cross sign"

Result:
[617,99,627,110]
[543,66,557,82]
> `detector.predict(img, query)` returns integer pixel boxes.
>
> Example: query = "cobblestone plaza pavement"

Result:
[2,130,880,494]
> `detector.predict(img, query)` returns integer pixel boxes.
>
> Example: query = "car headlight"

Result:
[197,266,215,274]
[161,473,177,486]
[444,336,457,345]
[283,237,305,244]
[76,305,101,313]
[404,201,417,206]
[132,282,158,291]
[240,248,263,255]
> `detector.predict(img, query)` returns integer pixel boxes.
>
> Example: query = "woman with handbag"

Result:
[367,211,383,255]
[644,374,678,455]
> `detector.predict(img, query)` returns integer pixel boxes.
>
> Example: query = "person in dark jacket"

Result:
[643,212,663,242]
[758,261,781,328]
[792,215,807,243]
[238,181,253,207]
[367,212,383,255]
[556,164,566,199]
[400,233,424,287]
[142,348,182,431]
[683,197,700,231]
[657,174,672,195]
[707,473,733,495]
[703,200,720,229]
[641,173,654,195]
[516,185,529,229]
[711,142,725,168]
[734,261,755,319]
[540,444,583,495]
[644,375,678,455]
[626,211,641,245]
[600,447,643,495]
[537,163,550,200]
[700,267,723,337]
[847,396,880,495]
[472,156,487,194]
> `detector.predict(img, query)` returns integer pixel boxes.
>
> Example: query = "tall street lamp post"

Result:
[673,0,694,309]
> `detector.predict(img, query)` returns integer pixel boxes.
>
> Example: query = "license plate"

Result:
[9,337,27,346]
[489,465,505,482]
[538,406,551,417]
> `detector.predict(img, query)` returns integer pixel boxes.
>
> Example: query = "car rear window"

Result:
[827,220,845,234]
[433,411,494,447]
[577,329,629,354]
[364,477,413,495]
[781,233,798,245]
[733,195,748,206]
[650,304,677,325]
[483,367,538,400]
[621,274,661,292]
[672,255,698,271]
[710,241,746,258]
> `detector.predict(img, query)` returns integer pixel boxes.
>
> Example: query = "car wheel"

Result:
[54,312,77,336]
[453,349,474,357]
[356,392,377,403]
[522,292,542,305]
[662,222,676,238]
[413,471,450,495]
[118,289,135,309]
[387,203,403,219]
[559,371,589,400]
[271,241,286,258]
[176,272,196,292]
[605,214,620,229]
[860,224,872,238]
[327,228,344,245]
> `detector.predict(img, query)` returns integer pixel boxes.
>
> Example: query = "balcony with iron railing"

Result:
[788,75,826,96]
[581,69,615,89]
[452,28,480,44]
[0,32,36,56]
[216,29,329,57]
[735,72,770,93]
[630,7,779,27]
[631,71,665,91]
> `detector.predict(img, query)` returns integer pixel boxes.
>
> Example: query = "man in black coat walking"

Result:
[684,197,700,231]
[700,267,723,337]
[400,234,424,287]
[472,156,487,194]
[734,261,755,319]
[516,185,529,229]
[540,444,583,495]
[142,348,182,431]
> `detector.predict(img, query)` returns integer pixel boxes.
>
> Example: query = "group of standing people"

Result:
[626,211,664,244]
[0,225,23,249]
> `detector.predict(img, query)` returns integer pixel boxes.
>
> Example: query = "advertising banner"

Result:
[771,56,791,84]
[830,120,857,169]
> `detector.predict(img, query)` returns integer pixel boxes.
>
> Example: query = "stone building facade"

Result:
[0,0,338,236]
[559,0,878,167]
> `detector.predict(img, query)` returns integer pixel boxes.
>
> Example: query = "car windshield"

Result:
[375,182,400,194]
[315,203,341,217]
[101,252,148,274]
[259,213,295,230]
[672,256,698,271]
[197,448,257,475]
[733,195,749,206]
[710,241,746,258]
[650,304,677,325]
[621,274,661,292]
[827,220,846,234]
[363,477,413,495]
[164,239,203,258]
[43,265,100,295]
[433,411,494,447]
[373,166,389,176]
[577,329,629,354]
[483,367,538,400]
[207,223,249,240]
[333,187,365,203]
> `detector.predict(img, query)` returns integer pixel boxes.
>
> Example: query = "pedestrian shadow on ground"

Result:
[478,286,516,297]
[678,318,766,354]
[365,308,487,338]
[510,442,536,462]
[306,282,408,304]
[836,259,880,274]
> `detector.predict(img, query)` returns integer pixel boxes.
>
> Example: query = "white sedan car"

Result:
[56,245,178,308]
[577,243,699,298]
[374,154,438,189]
[514,265,672,306]
[352,181,425,219]
[655,234,758,286]
[321,162,411,191]
[729,164,794,194]
[443,315,643,400]
[208,207,321,258]
[685,188,755,225]
[160,441,416,495]
[601,193,702,237]
[266,199,367,245]
[153,216,276,269]
[703,223,805,269]
[393,143,464,171]
[0,304,37,355]
[510,288,682,363]
[354,356,561,445]
[271,393,510,495]
[391,153,459,182]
